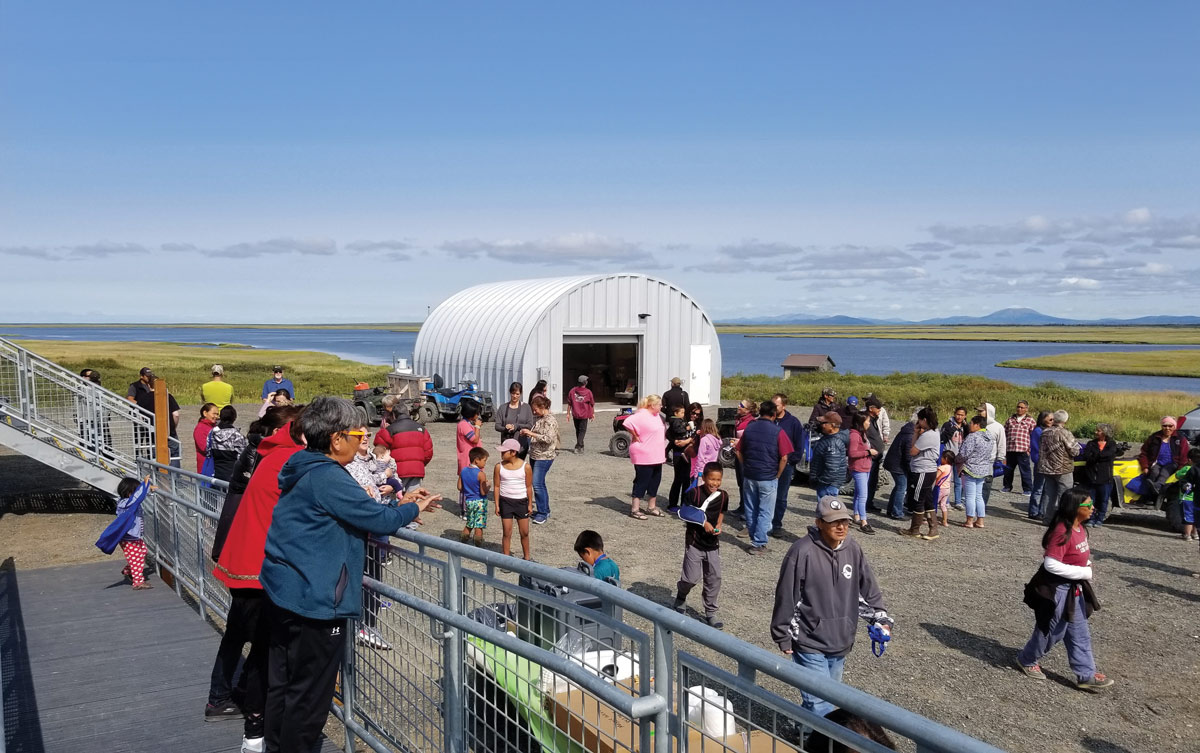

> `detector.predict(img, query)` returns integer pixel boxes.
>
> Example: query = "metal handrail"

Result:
[131,458,1007,753]
[0,336,156,476]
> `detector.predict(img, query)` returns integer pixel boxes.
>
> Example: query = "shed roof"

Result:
[781,353,836,368]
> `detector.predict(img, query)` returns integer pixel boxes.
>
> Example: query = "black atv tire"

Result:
[417,402,439,424]
[609,431,632,458]
[718,439,737,469]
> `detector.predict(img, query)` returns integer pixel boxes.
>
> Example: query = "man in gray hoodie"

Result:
[978,402,1007,505]
[771,496,893,719]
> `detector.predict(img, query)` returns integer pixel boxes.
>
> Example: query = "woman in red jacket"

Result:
[207,418,305,749]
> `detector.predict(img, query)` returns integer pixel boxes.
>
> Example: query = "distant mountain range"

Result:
[724,307,1200,327]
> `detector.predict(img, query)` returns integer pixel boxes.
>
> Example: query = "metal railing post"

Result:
[194,511,206,620]
[170,501,183,597]
[652,623,673,753]
[342,617,358,753]
[442,552,465,753]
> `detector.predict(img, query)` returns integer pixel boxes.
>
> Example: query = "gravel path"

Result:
[4,402,1198,753]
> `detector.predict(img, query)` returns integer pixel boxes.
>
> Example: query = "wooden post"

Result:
[153,377,176,589]
[153,378,170,467]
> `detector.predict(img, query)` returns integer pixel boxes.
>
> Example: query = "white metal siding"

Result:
[413,274,722,408]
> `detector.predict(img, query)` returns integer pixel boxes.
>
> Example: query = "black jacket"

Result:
[1023,566,1099,634]
[1079,439,1118,484]
[882,421,914,474]
[662,386,690,415]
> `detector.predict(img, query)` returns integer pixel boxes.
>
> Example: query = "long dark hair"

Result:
[528,380,547,400]
[1036,410,1052,428]
[1042,486,1091,548]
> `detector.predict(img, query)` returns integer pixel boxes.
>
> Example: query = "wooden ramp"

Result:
[0,558,340,753]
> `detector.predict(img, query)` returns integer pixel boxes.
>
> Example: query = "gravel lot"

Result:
[4,401,1198,753]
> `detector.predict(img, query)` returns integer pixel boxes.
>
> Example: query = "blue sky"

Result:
[2,1,1198,322]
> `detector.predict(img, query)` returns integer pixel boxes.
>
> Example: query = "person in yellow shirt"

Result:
[200,365,234,408]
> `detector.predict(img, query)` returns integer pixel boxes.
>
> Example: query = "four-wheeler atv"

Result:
[414,373,495,425]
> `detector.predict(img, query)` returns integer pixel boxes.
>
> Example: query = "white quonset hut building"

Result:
[413,274,722,409]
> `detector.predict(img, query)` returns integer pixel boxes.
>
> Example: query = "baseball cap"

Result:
[671,377,682,385]
[273,365,284,372]
[497,438,523,453]
[821,411,842,426]
[865,396,882,409]
[817,496,852,523]
[139,367,154,378]
[212,364,224,376]
[846,395,859,407]
[578,375,588,384]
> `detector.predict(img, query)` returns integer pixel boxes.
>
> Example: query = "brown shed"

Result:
[781,354,835,377]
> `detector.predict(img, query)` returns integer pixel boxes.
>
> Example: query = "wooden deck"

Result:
[0,558,340,753]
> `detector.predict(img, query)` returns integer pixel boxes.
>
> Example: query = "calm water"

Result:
[3,325,1198,394]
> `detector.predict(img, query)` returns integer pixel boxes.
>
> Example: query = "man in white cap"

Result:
[771,495,892,719]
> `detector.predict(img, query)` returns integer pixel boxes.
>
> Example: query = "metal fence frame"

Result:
[127,458,1005,753]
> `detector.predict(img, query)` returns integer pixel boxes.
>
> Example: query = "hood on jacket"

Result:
[257,421,301,457]
[278,448,342,495]
[983,402,997,424]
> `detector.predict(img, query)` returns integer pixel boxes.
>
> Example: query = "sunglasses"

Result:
[1078,501,1094,508]
[341,430,366,439]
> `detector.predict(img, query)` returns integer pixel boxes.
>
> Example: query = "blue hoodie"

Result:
[261,449,419,620]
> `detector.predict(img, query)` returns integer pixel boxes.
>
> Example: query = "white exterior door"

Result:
[689,344,711,405]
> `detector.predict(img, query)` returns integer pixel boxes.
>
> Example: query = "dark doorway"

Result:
[563,343,638,404]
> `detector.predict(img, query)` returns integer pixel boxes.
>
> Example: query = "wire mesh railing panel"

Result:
[353,541,447,753]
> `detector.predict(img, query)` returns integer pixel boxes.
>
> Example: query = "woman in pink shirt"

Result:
[623,394,667,520]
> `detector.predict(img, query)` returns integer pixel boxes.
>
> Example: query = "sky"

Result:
[1,2,1198,323]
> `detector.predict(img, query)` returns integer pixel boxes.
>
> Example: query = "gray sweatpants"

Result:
[1017,583,1097,684]
[677,544,722,616]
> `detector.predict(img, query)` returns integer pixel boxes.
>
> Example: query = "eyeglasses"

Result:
[824,519,851,527]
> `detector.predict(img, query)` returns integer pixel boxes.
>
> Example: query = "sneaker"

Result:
[356,627,392,650]
[735,528,751,538]
[952,504,965,511]
[204,701,242,721]
[405,521,420,530]
[666,505,680,514]
[673,598,686,614]
[241,736,265,753]
[1016,660,1046,680]
[704,614,724,629]
[748,546,768,556]
[1002,487,1013,493]
[532,514,548,525]
[859,523,876,536]
[1076,673,1114,690]
[768,527,786,538]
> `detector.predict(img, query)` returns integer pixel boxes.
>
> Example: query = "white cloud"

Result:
[345,239,412,253]
[442,232,651,266]
[209,237,338,257]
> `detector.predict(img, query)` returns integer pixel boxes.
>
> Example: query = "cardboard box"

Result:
[544,684,797,753]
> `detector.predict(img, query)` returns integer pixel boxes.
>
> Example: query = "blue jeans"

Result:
[962,475,986,519]
[1028,471,1047,517]
[791,651,846,719]
[851,471,870,521]
[814,483,840,500]
[741,477,778,548]
[1017,584,1097,684]
[772,463,795,530]
[1091,481,1113,524]
[530,458,553,517]
[953,471,963,506]
[887,470,908,518]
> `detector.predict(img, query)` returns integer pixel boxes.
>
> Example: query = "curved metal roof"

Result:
[413,273,715,383]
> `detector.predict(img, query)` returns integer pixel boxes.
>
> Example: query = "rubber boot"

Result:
[922,511,940,540]
[900,513,923,537]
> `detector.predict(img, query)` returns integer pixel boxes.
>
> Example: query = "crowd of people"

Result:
[95,362,1200,752]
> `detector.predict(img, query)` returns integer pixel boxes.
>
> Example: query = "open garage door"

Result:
[562,335,640,405]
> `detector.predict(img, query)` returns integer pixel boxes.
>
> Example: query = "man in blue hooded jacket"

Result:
[260,396,440,753]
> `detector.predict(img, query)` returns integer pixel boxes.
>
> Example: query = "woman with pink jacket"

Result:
[848,412,879,535]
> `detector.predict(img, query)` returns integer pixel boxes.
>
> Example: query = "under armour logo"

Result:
[331,626,341,637]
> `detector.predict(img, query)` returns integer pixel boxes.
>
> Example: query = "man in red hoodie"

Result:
[567,375,595,454]
[207,418,306,748]
[373,401,434,494]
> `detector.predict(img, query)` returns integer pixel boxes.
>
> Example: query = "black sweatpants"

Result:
[573,418,588,450]
[208,588,264,705]
[668,453,692,507]
[264,602,347,753]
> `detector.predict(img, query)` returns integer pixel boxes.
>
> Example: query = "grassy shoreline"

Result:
[722,371,1196,442]
[997,350,1200,378]
[14,339,390,405]
[13,339,1196,441]
[3,322,421,331]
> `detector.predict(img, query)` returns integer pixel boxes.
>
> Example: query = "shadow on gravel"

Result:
[585,495,635,515]
[1101,512,1173,538]
[1081,736,1136,753]
[1119,575,1200,604]
[626,580,675,607]
[1095,551,1194,577]
[919,623,1013,669]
